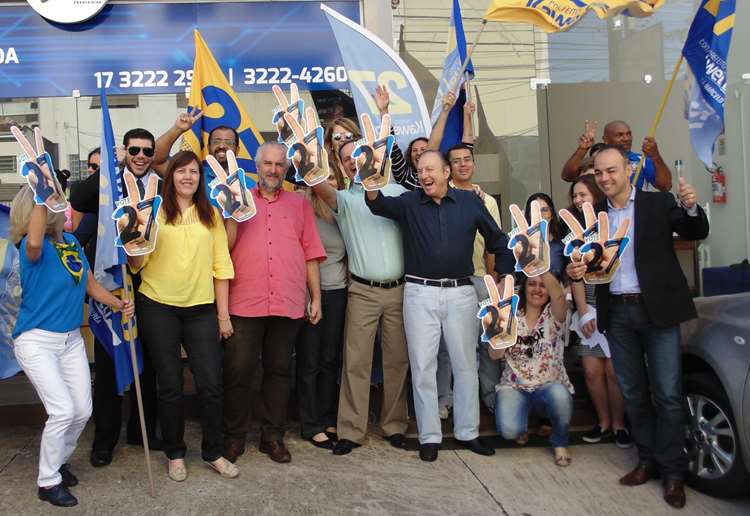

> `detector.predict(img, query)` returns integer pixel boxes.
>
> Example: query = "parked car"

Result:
[681,292,750,498]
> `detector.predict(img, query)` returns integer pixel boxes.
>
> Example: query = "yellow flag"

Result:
[484,1,664,33]
[184,30,264,175]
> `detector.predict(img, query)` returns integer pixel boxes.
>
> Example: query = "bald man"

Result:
[561,120,672,192]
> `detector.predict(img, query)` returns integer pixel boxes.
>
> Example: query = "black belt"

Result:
[609,293,643,305]
[350,274,404,289]
[405,275,473,288]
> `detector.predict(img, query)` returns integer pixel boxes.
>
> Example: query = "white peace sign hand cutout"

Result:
[11,126,67,212]
[207,149,257,222]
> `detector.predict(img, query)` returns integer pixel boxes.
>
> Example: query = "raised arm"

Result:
[153,111,204,177]
[311,181,338,211]
[364,189,405,221]
[462,99,476,145]
[542,271,567,323]
[642,137,673,192]
[427,91,457,151]
[25,205,48,263]
[562,120,597,182]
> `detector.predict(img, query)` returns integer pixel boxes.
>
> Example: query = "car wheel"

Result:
[684,372,750,498]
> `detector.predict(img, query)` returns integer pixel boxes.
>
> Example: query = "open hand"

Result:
[508,201,550,277]
[353,113,394,191]
[112,171,162,256]
[579,120,598,152]
[11,126,67,212]
[207,149,256,222]
[373,84,390,115]
[175,108,204,132]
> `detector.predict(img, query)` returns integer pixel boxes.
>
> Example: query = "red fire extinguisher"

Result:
[711,165,727,204]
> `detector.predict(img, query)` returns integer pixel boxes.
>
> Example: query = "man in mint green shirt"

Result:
[312,140,409,456]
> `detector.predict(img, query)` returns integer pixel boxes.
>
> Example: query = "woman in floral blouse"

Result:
[489,271,573,466]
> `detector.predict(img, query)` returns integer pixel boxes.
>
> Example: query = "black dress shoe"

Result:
[325,431,338,442]
[332,439,361,456]
[663,479,686,509]
[59,464,78,487]
[387,433,407,449]
[259,440,292,463]
[126,435,164,451]
[309,437,334,450]
[90,449,112,468]
[38,484,78,507]
[419,443,439,462]
[457,438,495,456]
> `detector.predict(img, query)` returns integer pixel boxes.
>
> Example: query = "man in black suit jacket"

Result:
[568,145,709,509]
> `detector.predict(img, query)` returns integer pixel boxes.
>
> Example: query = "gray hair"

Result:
[255,142,289,168]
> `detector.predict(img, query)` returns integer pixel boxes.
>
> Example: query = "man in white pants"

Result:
[366,151,514,461]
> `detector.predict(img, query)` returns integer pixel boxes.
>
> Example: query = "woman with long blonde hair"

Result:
[10,186,133,507]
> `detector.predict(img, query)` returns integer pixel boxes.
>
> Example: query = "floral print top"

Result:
[498,304,574,394]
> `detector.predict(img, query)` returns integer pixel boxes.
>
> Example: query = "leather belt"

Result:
[405,275,473,288]
[350,274,404,289]
[609,293,643,305]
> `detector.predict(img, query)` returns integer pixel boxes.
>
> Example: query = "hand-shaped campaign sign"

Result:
[113,172,162,256]
[559,202,630,284]
[353,113,394,191]
[272,83,304,146]
[11,126,67,212]
[283,106,329,187]
[207,149,257,222]
[477,274,519,350]
[507,201,550,278]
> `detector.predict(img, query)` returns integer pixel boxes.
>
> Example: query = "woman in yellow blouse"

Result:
[128,151,237,482]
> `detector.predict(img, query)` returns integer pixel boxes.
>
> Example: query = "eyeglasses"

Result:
[450,156,474,166]
[332,132,354,142]
[127,146,155,158]
[87,162,99,172]
[210,138,236,147]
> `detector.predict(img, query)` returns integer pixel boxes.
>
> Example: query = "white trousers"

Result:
[403,283,480,444]
[14,328,92,487]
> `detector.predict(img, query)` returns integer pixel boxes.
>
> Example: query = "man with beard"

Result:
[222,142,326,464]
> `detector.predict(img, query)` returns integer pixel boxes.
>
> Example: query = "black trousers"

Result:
[296,288,347,439]
[137,294,224,461]
[224,315,303,443]
[92,336,158,453]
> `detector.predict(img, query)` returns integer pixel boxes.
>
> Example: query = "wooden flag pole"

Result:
[119,263,155,497]
[451,19,487,95]
[631,55,685,188]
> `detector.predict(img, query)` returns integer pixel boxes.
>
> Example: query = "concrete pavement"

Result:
[1,421,748,515]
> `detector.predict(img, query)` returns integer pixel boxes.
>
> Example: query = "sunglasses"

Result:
[88,162,99,172]
[127,146,155,158]
[332,132,354,142]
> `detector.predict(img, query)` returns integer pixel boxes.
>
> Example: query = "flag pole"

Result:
[451,19,487,94]
[631,55,685,188]
[119,263,155,497]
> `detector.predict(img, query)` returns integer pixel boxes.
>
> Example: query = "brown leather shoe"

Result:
[223,438,245,464]
[259,440,291,463]
[663,479,686,509]
[619,462,657,486]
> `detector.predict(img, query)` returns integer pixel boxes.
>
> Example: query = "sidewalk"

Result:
[1,421,748,515]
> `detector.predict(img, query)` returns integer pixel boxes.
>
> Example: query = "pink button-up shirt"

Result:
[229,188,326,319]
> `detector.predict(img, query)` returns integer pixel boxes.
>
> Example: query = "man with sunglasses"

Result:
[69,128,163,468]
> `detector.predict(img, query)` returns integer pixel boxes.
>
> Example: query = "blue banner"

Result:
[0,236,21,380]
[683,0,736,167]
[322,4,431,154]
[89,91,142,395]
[0,1,359,98]
[431,0,475,154]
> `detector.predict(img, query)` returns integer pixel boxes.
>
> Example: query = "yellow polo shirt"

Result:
[449,182,502,277]
[135,205,234,307]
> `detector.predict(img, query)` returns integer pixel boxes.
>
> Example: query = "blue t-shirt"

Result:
[627,151,656,190]
[13,233,90,339]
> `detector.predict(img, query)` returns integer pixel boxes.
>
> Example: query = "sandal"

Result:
[553,447,572,467]
[515,433,529,446]
[206,456,240,479]
[168,459,187,482]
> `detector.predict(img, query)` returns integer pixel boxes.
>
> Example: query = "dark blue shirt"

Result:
[366,187,514,279]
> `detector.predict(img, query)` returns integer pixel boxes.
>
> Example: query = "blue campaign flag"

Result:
[682,0,736,168]
[0,234,21,380]
[89,90,143,395]
[321,4,431,153]
[431,0,475,154]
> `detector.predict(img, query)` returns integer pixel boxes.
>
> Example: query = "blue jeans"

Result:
[403,283,479,444]
[607,303,687,480]
[495,383,572,447]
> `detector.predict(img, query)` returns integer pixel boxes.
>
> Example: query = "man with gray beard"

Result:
[222,143,326,464]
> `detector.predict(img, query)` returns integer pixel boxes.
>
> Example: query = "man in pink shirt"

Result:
[223,142,326,464]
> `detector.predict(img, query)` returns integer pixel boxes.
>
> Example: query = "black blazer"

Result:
[594,189,709,331]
